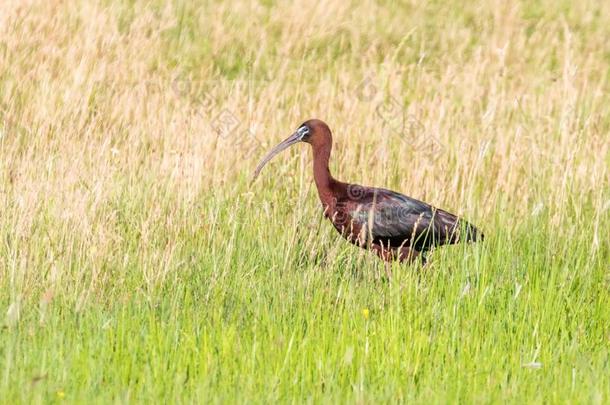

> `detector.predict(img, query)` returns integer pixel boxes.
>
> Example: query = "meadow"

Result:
[1,0,609,403]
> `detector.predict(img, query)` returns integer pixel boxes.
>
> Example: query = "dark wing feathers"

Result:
[347,187,481,251]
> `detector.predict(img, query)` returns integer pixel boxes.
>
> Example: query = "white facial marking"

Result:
[297,126,309,139]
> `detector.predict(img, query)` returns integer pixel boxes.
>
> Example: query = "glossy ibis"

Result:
[253,119,482,265]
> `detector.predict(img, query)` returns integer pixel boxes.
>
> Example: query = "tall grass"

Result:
[1,0,609,402]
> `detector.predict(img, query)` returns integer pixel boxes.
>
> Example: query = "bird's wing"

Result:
[347,187,478,249]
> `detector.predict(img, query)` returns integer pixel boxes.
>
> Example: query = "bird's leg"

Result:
[397,246,421,264]
[420,251,428,266]
[371,243,394,279]
[384,259,393,280]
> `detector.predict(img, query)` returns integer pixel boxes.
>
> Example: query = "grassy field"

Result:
[1,0,609,403]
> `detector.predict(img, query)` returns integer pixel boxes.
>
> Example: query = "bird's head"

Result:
[252,119,331,180]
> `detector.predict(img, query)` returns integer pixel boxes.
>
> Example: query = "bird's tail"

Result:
[455,218,483,243]
[434,209,483,245]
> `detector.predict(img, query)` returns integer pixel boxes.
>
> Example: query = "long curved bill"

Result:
[252,131,302,180]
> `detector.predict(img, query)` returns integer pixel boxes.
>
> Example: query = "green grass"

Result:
[1,0,609,403]
[2,188,608,403]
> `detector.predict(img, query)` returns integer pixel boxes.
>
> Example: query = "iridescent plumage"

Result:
[254,119,482,264]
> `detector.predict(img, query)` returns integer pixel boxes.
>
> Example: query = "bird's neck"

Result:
[312,142,339,206]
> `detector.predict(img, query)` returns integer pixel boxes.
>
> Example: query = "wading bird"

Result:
[253,119,482,266]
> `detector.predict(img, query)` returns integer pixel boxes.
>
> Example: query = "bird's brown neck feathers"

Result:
[310,135,346,208]
[312,142,333,196]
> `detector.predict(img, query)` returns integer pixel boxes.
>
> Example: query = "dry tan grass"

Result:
[1,0,608,292]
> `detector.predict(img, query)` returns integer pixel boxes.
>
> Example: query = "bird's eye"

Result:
[297,126,310,139]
